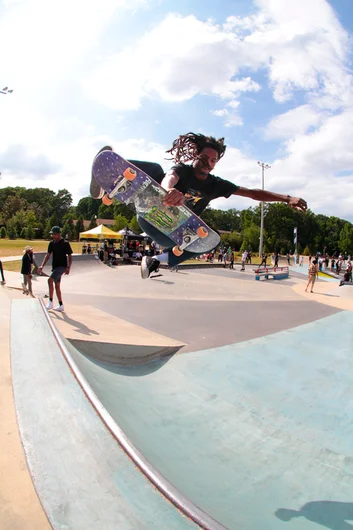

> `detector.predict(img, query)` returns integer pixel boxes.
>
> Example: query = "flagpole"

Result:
[294,227,298,265]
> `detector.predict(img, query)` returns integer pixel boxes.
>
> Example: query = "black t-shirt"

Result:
[48,239,73,269]
[171,163,239,215]
[21,253,33,275]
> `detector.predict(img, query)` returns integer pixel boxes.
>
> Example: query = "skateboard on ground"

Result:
[92,150,220,256]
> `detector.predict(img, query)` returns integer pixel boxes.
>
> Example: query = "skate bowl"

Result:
[6,260,353,529]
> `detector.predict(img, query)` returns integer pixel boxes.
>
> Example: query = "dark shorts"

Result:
[50,266,66,283]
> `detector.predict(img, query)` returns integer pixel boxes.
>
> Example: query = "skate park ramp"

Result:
[8,259,353,530]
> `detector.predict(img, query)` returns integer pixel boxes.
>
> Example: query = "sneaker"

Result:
[90,145,113,199]
[141,256,160,279]
[46,301,54,310]
[54,305,65,312]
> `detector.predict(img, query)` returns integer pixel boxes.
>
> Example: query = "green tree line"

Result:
[0,186,352,255]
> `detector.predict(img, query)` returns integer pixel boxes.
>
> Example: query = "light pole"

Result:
[257,161,271,257]
[0,86,13,95]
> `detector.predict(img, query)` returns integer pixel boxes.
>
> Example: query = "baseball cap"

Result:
[50,226,61,234]
[24,245,33,252]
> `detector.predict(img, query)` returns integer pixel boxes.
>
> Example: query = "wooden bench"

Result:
[254,266,289,281]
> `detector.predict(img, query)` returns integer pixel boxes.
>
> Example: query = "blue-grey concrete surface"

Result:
[11,299,198,530]
[69,311,353,530]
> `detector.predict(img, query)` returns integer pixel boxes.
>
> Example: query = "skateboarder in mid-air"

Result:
[91,133,307,279]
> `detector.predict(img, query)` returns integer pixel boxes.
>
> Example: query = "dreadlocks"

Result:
[166,132,227,164]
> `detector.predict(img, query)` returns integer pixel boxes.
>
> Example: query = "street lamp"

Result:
[257,161,271,257]
[0,87,13,95]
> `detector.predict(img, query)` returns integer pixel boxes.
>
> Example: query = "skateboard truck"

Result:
[172,226,208,256]
[102,167,137,205]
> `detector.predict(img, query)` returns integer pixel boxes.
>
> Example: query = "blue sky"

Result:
[0,0,353,221]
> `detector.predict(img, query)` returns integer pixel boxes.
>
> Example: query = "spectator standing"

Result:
[229,252,234,269]
[241,250,247,271]
[21,245,35,295]
[305,259,318,293]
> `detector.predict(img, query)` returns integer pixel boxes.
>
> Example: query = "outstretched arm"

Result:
[234,187,307,212]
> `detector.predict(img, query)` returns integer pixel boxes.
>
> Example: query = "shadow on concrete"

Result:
[51,312,100,337]
[275,500,353,529]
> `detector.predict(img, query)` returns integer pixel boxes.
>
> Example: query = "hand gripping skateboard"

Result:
[92,150,220,256]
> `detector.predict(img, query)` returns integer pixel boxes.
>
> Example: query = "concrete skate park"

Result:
[1,254,353,530]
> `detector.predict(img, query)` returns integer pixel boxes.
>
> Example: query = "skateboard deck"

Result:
[92,150,220,255]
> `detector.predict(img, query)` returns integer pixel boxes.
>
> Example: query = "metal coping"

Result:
[38,298,228,530]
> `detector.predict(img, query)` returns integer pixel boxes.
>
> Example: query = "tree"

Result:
[21,227,27,239]
[241,225,260,252]
[49,213,59,229]
[2,195,28,223]
[129,215,142,234]
[220,231,243,251]
[76,197,100,219]
[7,219,18,239]
[88,215,97,230]
[113,215,129,232]
[113,201,135,221]
[12,209,27,235]
[98,202,114,219]
[339,223,353,255]
[27,224,35,240]
[0,227,7,239]
[75,216,85,240]
[44,220,52,240]
[52,189,73,223]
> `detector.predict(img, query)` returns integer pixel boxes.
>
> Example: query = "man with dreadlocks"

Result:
[138,132,307,278]
[91,133,307,278]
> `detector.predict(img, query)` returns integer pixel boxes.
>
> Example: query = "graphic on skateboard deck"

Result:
[92,150,220,255]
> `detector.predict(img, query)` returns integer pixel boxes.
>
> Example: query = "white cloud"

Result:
[265,105,326,140]
[84,15,260,111]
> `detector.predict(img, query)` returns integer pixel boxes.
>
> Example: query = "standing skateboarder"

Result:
[37,226,73,312]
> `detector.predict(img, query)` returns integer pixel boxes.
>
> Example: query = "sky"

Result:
[1,0,353,221]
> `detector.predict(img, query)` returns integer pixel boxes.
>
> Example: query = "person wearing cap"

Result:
[21,245,35,295]
[37,226,73,311]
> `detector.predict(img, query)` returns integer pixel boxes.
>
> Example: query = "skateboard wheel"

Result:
[172,246,183,257]
[123,168,137,181]
[197,226,208,238]
[102,194,113,206]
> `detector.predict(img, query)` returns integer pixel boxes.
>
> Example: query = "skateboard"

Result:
[92,150,220,256]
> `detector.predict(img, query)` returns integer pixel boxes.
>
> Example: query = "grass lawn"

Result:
[2,260,22,273]
[0,239,82,258]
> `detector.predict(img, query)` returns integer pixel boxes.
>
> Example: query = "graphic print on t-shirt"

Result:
[184,188,204,209]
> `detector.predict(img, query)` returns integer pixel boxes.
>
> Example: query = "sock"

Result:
[59,301,63,306]
[49,298,53,302]
[153,253,168,263]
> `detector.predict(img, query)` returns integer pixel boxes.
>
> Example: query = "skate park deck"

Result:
[2,255,353,529]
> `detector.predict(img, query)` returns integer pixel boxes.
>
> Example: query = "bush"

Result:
[303,245,311,256]
[21,227,27,239]
[0,227,7,239]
